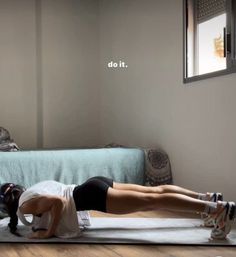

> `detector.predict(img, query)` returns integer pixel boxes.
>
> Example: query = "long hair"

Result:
[0,183,25,236]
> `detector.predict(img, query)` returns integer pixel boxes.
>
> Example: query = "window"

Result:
[184,0,236,83]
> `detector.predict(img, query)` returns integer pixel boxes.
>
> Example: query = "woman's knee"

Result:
[155,185,165,194]
[141,194,160,210]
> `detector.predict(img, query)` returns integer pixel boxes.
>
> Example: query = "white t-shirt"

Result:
[17,180,89,238]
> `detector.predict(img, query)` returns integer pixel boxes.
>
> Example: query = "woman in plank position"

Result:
[0,176,235,240]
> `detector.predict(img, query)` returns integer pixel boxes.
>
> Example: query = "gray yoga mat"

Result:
[0,217,235,245]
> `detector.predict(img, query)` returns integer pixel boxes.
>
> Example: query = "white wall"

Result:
[0,0,37,148]
[99,0,236,201]
[0,0,100,149]
[41,0,100,148]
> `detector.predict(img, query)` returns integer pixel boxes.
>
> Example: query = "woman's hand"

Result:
[28,230,51,239]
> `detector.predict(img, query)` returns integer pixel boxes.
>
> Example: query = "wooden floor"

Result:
[0,211,235,257]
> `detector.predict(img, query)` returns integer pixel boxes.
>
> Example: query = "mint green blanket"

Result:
[0,148,145,187]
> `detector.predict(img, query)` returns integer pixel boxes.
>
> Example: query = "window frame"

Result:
[183,0,236,83]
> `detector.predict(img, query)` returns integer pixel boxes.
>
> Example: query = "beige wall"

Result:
[0,0,100,149]
[0,0,37,148]
[41,0,100,148]
[99,0,236,201]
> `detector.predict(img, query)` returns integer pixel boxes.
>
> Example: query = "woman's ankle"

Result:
[210,201,225,217]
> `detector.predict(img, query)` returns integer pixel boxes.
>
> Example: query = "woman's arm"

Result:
[19,195,66,239]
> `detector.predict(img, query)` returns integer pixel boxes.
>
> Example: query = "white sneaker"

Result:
[201,192,223,227]
[211,201,235,239]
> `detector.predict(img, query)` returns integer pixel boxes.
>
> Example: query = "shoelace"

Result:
[201,193,220,219]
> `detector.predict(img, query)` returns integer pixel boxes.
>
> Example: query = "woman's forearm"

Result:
[45,198,65,238]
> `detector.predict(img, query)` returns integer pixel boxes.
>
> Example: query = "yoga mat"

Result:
[0,217,235,245]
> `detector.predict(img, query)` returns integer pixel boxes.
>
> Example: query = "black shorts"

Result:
[73,176,113,212]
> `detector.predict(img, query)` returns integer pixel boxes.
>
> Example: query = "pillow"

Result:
[144,148,173,186]
[104,143,173,186]
[0,127,10,143]
[0,127,20,152]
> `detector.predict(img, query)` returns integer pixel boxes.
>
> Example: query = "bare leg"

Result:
[106,188,217,215]
[113,182,201,199]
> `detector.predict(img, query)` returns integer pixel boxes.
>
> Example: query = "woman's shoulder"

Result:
[19,189,40,207]
[19,181,56,202]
